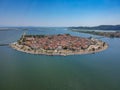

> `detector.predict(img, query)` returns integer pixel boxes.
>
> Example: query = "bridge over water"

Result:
[0,28,28,46]
[0,44,9,46]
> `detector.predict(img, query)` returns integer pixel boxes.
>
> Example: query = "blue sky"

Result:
[0,0,120,26]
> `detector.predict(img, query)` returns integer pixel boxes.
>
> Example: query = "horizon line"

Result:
[0,24,120,28]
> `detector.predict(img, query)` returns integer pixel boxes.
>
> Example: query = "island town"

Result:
[10,34,108,56]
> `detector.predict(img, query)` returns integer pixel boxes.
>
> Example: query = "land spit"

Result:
[10,34,108,56]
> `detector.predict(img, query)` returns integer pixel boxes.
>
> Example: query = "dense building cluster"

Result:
[19,34,96,51]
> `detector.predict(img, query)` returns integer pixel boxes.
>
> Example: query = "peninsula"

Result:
[71,30,120,38]
[10,34,108,56]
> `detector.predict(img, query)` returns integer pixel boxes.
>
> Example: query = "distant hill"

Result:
[69,25,120,30]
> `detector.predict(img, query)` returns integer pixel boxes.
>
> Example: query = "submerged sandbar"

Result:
[10,34,108,56]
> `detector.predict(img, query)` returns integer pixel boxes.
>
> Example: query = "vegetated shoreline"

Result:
[10,34,108,56]
[71,29,120,38]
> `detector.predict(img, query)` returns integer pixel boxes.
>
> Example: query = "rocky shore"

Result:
[10,34,108,56]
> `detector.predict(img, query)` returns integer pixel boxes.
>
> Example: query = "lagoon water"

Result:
[0,28,120,90]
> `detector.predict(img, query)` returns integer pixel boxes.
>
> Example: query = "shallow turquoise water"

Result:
[0,28,120,90]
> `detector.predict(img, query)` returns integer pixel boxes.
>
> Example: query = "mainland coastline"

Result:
[10,34,108,56]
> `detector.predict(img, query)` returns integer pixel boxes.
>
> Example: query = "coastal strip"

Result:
[10,42,108,56]
[71,30,120,38]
